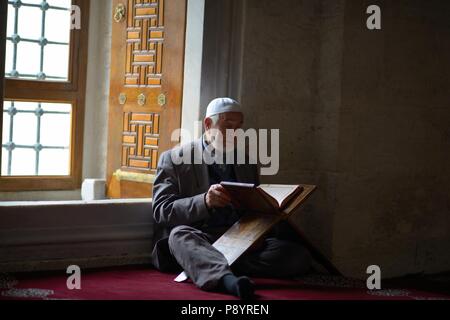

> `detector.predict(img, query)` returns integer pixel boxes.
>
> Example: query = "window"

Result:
[0,0,89,191]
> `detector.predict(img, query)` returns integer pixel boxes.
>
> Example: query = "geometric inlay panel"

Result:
[125,0,164,87]
[122,112,160,171]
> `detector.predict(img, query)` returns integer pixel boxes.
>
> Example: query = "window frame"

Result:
[0,0,90,192]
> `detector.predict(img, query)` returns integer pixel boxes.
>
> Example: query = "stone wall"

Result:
[240,0,450,278]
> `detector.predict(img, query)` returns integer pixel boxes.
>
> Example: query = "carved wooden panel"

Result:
[125,0,164,87]
[107,0,186,198]
[122,112,160,172]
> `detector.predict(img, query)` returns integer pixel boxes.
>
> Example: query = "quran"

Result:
[220,182,304,215]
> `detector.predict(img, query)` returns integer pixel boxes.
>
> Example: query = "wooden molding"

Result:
[0,0,7,174]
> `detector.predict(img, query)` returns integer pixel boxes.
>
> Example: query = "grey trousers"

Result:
[168,225,312,291]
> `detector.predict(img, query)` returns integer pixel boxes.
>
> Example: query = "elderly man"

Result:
[151,97,311,299]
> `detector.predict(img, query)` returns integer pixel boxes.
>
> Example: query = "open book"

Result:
[220,182,304,215]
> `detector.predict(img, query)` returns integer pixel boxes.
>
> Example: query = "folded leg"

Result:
[168,225,232,290]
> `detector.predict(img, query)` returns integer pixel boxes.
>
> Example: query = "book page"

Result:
[258,184,301,207]
[220,181,276,214]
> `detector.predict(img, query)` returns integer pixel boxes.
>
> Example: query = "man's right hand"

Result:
[205,184,232,209]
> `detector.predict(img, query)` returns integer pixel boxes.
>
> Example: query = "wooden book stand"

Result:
[175,184,340,282]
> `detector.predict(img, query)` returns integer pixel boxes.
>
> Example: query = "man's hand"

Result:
[205,184,232,209]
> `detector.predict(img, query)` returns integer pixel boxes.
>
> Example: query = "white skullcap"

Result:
[205,97,242,118]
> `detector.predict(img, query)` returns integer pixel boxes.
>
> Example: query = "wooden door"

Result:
[106,0,186,198]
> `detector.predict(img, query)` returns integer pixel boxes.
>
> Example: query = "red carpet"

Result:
[1,266,449,300]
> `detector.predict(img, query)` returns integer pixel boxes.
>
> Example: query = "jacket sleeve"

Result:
[152,150,210,227]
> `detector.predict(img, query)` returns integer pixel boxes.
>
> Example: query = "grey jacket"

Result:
[150,138,259,271]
